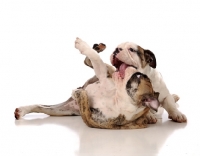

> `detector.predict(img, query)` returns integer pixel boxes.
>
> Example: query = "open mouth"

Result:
[112,56,137,79]
[141,95,160,113]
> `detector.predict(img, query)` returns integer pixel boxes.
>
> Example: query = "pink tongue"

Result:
[119,63,128,79]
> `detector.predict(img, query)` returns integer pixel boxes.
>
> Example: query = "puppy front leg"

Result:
[162,95,187,122]
[84,43,115,78]
[84,43,106,69]
[75,38,107,81]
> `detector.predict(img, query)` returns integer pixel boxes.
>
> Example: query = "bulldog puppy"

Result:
[73,38,160,129]
[110,42,187,122]
[14,38,160,129]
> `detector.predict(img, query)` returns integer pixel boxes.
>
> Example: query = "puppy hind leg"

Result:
[14,97,80,120]
[38,98,80,116]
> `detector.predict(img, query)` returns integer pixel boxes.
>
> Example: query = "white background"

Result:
[1,0,200,156]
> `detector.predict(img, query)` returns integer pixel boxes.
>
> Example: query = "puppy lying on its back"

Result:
[73,38,160,129]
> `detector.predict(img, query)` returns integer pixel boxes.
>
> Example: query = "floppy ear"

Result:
[144,49,157,68]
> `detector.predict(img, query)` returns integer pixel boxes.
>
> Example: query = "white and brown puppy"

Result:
[14,38,160,129]
[110,42,187,122]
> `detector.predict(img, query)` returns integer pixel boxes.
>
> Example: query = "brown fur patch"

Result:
[137,78,153,97]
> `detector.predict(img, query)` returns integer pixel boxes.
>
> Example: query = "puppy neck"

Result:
[138,65,154,78]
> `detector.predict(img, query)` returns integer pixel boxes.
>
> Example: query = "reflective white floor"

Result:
[1,105,200,156]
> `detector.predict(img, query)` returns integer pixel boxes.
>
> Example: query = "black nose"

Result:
[113,48,120,56]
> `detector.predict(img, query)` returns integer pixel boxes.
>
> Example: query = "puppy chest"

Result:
[85,82,115,100]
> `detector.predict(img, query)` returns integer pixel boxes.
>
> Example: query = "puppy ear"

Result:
[144,49,157,68]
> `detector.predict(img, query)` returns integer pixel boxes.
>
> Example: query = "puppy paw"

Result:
[93,43,106,53]
[145,112,157,124]
[75,37,92,56]
[168,111,187,122]
[14,107,26,120]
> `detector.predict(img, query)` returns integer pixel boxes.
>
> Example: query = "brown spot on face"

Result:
[137,78,154,96]
[135,79,154,105]
[135,77,160,112]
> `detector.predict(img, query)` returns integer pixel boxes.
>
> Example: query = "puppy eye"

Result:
[129,48,136,52]
[129,48,134,52]
[118,48,123,51]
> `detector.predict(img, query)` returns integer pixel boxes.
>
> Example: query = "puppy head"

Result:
[126,72,160,112]
[110,42,156,74]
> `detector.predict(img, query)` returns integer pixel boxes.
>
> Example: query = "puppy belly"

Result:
[88,96,118,119]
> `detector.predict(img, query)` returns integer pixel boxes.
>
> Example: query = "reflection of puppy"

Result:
[14,38,160,129]
[110,42,186,122]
